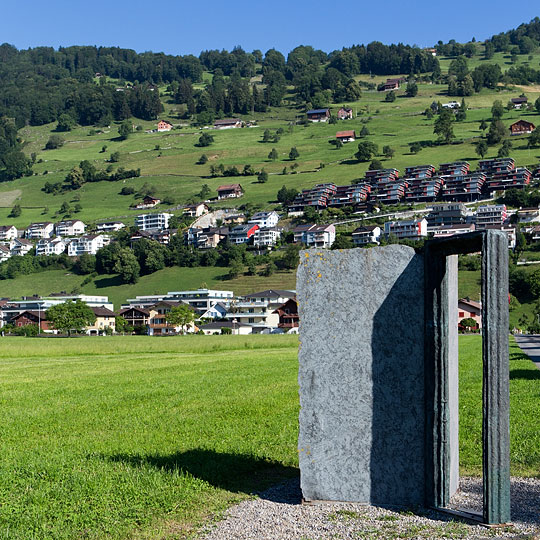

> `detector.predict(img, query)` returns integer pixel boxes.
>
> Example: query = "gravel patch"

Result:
[198,477,539,540]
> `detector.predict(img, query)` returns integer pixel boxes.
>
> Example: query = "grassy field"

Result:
[0,335,538,539]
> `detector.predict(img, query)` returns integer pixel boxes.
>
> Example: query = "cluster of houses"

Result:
[288,158,536,213]
[0,289,300,336]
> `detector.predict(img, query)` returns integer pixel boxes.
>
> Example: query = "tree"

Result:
[262,129,271,142]
[277,185,298,205]
[498,139,512,158]
[382,145,395,159]
[268,148,278,161]
[257,169,268,183]
[359,125,370,137]
[9,204,21,217]
[385,91,396,102]
[475,140,488,158]
[197,132,214,147]
[46,300,96,336]
[56,113,75,132]
[115,316,133,335]
[355,141,378,161]
[228,259,243,279]
[405,80,418,97]
[64,166,85,190]
[114,248,140,283]
[528,128,540,148]
[118,120,132,140]
[535,97,540,115]
[486,119,506,145]
[280,243,301,269]
[262,261,277,276]
[479,119,488,131]
[166,304,196,334]
[331,233,354,249]
[45,135,65,150]
[289,147,299,160]
[491,100,504,120]
[433,109,455,144]
[369,159,383,170]
[409,142,422,154]
[109,151,120,162]
[197,154,208,164]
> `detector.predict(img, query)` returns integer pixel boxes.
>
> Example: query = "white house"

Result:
[0,244,11,263]
[0,225,18,241]
[36,237,67,256]
[55,220,86,237]
[248,211,280,229]
[10,238,33,257]
[67,235,110,256]
[384,218,428,240]
[96,222,126,233]
[253,227,281,248]
[134,213,173,231]
[25,222,54,239]
[351,225,381,246]
[293,224,336,248]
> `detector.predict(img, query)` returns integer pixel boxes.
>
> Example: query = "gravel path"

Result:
[198,477,539,540]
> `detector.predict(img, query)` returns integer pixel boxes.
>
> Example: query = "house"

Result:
[198,302,228,320]
[86,306,117,335]
[517,207,540,224]
[35,237,67,256]
[431,223,476,238]
[96,221,126,233]
[426,202,468,227]
[134,212,173,231]
[458,298,482,329]
[118,306,153,330]
[10,238,33,257]
[217,184,244,199]
[11,310,52,332]
[253,227,281,248]
[380,78,402,91]
[213,118,242,129]
[0,244,11,263]
[336,130,356,143]
[510,97,528,109]
[442,101,460,110]
[25,222,54,239]
[384,218,428,240]
[0,225,18,241]
[248,211,280,229]
[199,320,252,335]
[67,234,110,256]
[123,289,234,312]
[475,205,507,229]
[337,107,353,120]
[273,298,299,334]
[134,196,161,209]
[183,203,209,218]
[55,220,86,237]
[293,223,336,248]
[229,224,259,244]
[186,226,229,249]
[510,120,535,135]
[130,229,175,246]
[157,120,173,132]
[222,212,246,225]
[307,108,330,122]
[351,225,382,246]
[147,300,197,335]
[223,299,280,333]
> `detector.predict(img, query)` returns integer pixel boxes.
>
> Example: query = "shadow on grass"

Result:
[510,368,540,380]
[103,449,299,502]
[93,275,124,288]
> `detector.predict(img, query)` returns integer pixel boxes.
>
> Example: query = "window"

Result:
[458,311,465,317]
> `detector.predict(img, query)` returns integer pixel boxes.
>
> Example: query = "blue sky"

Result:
[1,1,539,56]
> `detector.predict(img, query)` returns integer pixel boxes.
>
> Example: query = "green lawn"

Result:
[0,335,537,539]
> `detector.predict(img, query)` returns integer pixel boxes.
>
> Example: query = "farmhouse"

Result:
[157,120,173,132]
[336,130,356,143]
[134,196,161,209]
[458,298,482,329]
[337,107,353,120]
[213,118,242,129]
[11,310,52,332]
[510,97,528,109]
[380,78,403,91]
[510,120,535,135]
[307,108,330,122]
[217,184,244,199]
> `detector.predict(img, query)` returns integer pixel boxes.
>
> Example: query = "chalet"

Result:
[336,130,356,143]
[25,222,54,239]
[351,225,382,246]
[135,196,161,209]
[510,97,528,109]
[510,120,535,135]
[183,203,209,218]
[11,310,52,332]
[306,108,330,122]
[55,220,86,237]
[337,107,353,120]
[380,78,402,91]
[0,225,17,241]
[157,120,173,132]
[118,306,153,329]
[229,224,259,244]
[273,298,299,334]
[213,118,242,129]
[217,184,244,199]
[458,298,482,329]
[86,306,117,335]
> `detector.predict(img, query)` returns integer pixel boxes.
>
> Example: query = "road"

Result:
[513,335,540,370]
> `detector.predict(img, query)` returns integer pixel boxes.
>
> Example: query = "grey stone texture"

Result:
[297,246,426,505]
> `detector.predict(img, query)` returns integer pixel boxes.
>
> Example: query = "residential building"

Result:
[478,158,515,174]
[186,226,229,249]
[248,211,280,228]
[134,196,161,209]
[431,223,476,238]
[35,237,68,256]
[55,219,86,237]
[384,218,428,240]
[426,202,468,227]
[67,234,110,256]
[131,229,175,246]
[183,203,209,218]
[351,225,382,246]
[134,212,173,231]
[273,298,299,334]
[307,108,331,122]
[124,289,234,313]
[0,244,11,263]
[221,212,246,225]
[0,225,17,241]
[337,107,353,120]
[157,120,173,132]
[458,298,482,329]
[198,302,228,320]
[217,184,244,199]
[229,224,259,244]
[518,207,540,224]
[25,222,54,239]
[336,130,356,142]
[86,306,117,335]
[11,310,52,332]
[242,290,296,307]
[147,300,197,335]
[438,161,470,176]
[214,118,242,129]
[404,165,435,179]
[475,205,507,229]
[118,306,153,330]
[510,97,528,109]
[510,120,535,135]
[96,221,126,233]
[199,320,252,335]
[253,227,281,248]
[293,223,336,248]
[10,238,33,257]
[483,224,516,249]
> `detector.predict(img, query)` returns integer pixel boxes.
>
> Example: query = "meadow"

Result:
[0,335,538,539]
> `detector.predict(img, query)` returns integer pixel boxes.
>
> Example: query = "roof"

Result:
[510,119,535,127]
[459,298,481,310]
[12,310,48,320]
[352,225,379,233]
[214,118,241,125]
[307,109,329,114]
[511,97,528,103]
[339,107,352,111]
[217,184,243,191]
[119,306,151,316]
[91,306,116,317]
[336,130,356,138]
[243,289,296,299]
[158,119,173,125]
[0,225,16,231]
